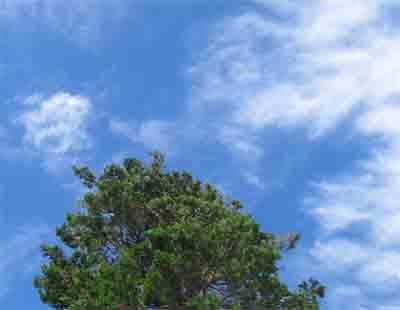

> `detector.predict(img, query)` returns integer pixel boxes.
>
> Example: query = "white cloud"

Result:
[310,239,369,270]
[310,204,371,233]
[333,285,363,298]
[253,0,295,13]
[18,92,92,170]
[359,251,400,284]
[356,104,400,137]
[328,285,366,310]
[110,118,268,189]
[189,0,400,306]
[0,222,50,300]
[296,0,378,47]
[242,172,266,190]
[189,0,400,137]
[217,125,264,161]
[139,120,174,152]
[0,0,127,48]
[309,144,400,244]
[109,119,135,139]
[110,119,175,154]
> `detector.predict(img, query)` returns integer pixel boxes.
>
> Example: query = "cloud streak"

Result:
[189,0,400,307]
[0,222,50,300]
[109,119,176,154]
[0,0,128,48]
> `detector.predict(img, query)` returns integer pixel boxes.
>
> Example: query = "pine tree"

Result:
[34,151,324,309]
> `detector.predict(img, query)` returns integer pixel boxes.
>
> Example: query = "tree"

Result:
[34,151,324,309]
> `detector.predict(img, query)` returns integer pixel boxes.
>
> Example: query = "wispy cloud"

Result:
[217,125,264,161]
[189,0,400,307]
[110,119,177,154]
[0,0,128,48]
[0,222,50,300]
[189,1,400,138]
[17,92,93,171]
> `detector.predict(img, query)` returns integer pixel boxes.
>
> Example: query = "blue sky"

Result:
[1,0,400,308]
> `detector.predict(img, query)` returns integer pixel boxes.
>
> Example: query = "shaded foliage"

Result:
[34,151,324,309]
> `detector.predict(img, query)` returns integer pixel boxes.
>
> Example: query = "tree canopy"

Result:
[34,151,324,309]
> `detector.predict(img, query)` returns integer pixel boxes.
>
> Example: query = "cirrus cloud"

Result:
[188,0,400,307]
[0,0,128,48]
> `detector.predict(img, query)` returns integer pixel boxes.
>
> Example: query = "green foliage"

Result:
[34,151,324,309]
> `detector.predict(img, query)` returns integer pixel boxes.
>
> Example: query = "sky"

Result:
[1,0,400,308]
